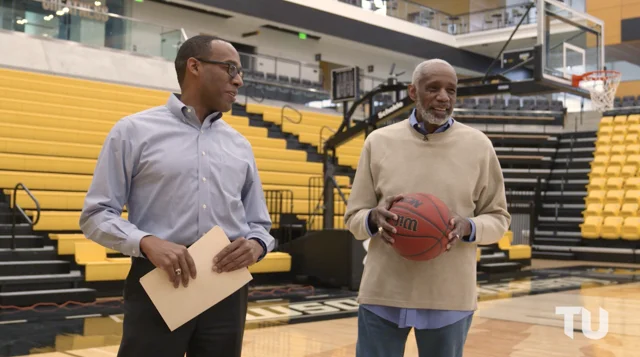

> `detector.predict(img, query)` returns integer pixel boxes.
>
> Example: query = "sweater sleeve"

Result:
[344,137,379,241]
[469,143,511,245]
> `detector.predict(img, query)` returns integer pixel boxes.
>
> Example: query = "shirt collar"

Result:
[166,93,222,128]
[409,109,453,135]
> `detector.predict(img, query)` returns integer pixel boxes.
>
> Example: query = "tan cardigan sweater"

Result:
[344,119,511,311]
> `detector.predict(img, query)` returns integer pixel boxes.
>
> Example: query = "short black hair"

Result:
[174,35,220,87]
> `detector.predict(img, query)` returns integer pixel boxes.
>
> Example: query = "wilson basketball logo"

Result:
[394,215,418,232]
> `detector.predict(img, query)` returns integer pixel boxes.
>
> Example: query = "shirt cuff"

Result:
[462,219,476,243]
[123,229,151,258]
[364,209,377,237]
[249,237,268,262]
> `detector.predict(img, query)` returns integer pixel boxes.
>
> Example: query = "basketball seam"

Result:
[391,206,447,237]
[401,236,446,258]
[391,233,445,239]
[421,194,449,231]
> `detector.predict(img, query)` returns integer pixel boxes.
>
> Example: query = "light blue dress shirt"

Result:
[79,94,274,260]
[361,110,475,329]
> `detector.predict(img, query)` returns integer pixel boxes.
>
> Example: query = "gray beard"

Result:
[416,102,449,126]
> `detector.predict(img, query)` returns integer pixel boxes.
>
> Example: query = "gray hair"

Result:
[411,59,456,85]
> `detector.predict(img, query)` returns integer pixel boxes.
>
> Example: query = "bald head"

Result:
[408,59,458,128]
[411,59,457,86]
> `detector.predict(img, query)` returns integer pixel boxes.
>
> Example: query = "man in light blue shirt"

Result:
[80,35,272,357]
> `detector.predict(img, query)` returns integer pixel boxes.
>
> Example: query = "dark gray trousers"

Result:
[117,257,249,357]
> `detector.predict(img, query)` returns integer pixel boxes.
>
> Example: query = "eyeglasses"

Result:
[195,58,244,79]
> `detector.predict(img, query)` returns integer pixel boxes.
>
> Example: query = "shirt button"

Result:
[200,130,204,134]
[202,151,206,156]
[202,204,207,209]
[202,177,206,182]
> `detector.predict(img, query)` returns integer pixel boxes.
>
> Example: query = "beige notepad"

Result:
[140,225,253,331]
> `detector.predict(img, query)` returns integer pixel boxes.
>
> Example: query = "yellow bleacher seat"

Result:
[581,216,603,239]
[601,216,624,239]
[626,177,640,189]
[626,144,640,154]
[625,190,640,204]
[606,165,622,177]
[591,155,609,167]
[598,126,614,136]
[613,115,627,126]
[628,114,640,125]
[589,166,606,178]
[620,203,639,217]
[599,116,613,127]
[606,177,624,190]
[596,135,612,147]
[583,203,603,216]
[74,241,131,281]
[0,110,116,132]
[609,155,626,167]
[497,231,531,260]
[628,123,640,134]
[49,233,119,255]
[626,154,640,167]
[248,252,292,273]
[613,125,627,136]
[0,137,101,159]
[606,190,625,204]
[585,190,606,205]
[621,165,638,178]
[621,217,640,240]
[587,177,606,191]
[594,145,611,156]
[610,145,626,155]
[612,135,625,145]
[625,133,639,144]
[602,203,621,217]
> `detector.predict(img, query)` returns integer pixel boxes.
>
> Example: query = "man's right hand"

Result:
[140,236,197,289]
[369,194,404,245]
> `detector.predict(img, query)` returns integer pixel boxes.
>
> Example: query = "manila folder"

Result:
[139,225,253,331]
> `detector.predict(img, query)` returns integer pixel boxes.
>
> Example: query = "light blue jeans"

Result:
[356,306,473,357]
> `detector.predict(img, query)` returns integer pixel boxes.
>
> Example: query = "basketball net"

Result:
[572,70,621,113]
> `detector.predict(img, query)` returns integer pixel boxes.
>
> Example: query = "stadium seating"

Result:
[581,114,640,241]
[0,67,354,294]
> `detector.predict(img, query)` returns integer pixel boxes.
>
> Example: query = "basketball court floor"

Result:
[1,259,638,357]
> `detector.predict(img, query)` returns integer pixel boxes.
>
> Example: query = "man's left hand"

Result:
[447,214,472,251]
[213,237,263,273]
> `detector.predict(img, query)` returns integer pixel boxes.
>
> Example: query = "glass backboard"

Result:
[538,0,604,87]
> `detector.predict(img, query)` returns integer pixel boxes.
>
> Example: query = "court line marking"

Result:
[0,319,27,325]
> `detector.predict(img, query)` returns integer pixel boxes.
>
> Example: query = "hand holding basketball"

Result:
[369,194,405,245]
[447,214,472,251]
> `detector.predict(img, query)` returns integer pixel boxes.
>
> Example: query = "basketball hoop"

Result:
[572,70,621,112]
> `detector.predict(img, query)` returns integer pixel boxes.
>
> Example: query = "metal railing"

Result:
[263,189,294,249]
[505,177,541,246]
[339,0,537,35]
[281,105,302,126]
[11,183,40,250]
[238,51,323,86]
[2,0,187,61]
[319,126,337,150]
[242,83,266,107]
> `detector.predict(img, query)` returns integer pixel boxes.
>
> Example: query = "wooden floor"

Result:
[17,260,640,357]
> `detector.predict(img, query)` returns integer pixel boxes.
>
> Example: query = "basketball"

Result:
[387,193,452,261]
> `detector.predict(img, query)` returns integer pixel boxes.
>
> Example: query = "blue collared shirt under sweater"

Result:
[360,110,476,329]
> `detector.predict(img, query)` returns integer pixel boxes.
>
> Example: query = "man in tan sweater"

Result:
[344,59,511,357]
